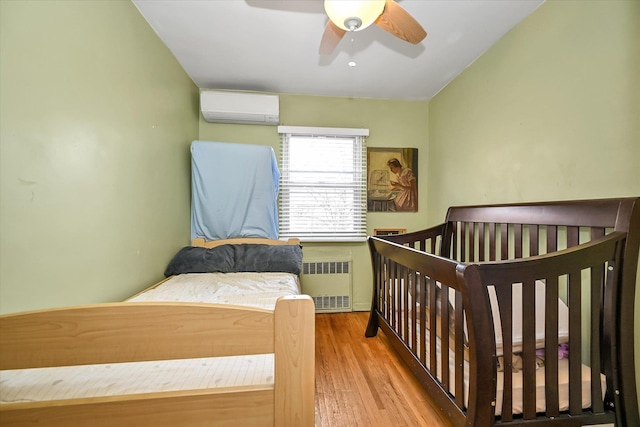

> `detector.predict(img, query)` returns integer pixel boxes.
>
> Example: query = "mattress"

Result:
[0,354,273,404]
[127,272,301,309]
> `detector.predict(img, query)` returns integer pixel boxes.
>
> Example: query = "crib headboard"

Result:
[442,197,639,260]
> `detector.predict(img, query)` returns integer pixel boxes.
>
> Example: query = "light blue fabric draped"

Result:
[190,140,279,240]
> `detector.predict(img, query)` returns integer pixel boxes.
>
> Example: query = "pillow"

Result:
[231,244,303,275]
[164,244,302,277]
[164,245,235,276]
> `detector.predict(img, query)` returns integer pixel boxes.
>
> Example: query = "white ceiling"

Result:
[133,0,544,101]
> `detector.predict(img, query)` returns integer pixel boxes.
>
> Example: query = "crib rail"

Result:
[366,235,474,426]
[474,232,625,425]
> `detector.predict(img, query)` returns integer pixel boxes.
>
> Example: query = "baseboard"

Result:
[352,302,371,312]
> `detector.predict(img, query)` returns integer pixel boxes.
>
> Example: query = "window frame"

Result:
[277,126,369,243]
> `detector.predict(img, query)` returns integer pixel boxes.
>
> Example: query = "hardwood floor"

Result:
[314,311,452,427]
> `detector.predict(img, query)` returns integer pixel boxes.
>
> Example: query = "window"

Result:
[277,126,368,242]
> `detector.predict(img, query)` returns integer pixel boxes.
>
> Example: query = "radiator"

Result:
[301,259,352,313]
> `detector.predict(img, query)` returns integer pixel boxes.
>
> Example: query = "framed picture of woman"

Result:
[367,148,418,212]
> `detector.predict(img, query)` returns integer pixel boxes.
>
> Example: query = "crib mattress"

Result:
[426,333,606,417]
[127,272,301,309]
[495,358,605,416]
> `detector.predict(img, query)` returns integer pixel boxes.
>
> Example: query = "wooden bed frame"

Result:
[0,238,314,427]
[191,237,301,248]
[365,197,640,426]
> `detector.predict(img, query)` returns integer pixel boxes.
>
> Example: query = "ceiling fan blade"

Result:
[375,0,427,44]
[319,20,346,55]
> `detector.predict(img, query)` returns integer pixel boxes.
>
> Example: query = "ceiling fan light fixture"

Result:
[324,0,385,32]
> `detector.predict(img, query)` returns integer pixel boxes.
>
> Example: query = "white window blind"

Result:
[278,126,368,242]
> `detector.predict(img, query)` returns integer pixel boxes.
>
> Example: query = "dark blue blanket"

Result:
[164,244,302,277]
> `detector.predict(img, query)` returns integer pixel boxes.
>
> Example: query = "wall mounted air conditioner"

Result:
[200,90,279,125]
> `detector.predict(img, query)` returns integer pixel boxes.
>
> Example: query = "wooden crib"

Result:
[365,197,640,426]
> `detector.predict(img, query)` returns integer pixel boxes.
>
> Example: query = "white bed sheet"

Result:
[0,354,273,404]
[127,272,301,309]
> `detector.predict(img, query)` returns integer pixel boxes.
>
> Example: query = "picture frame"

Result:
[367,147,418,212]
[373,228,407,236]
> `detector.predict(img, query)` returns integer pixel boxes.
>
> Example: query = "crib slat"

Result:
[454,291,465,407]
[547,225,558,254]
[479,223,486,262]
[452,222,459,260]
[419,274,427,365]
[590,227,606,415]
[384,259,390,322]
[489,223,497,261]
[567,226,580,248]
[376,254,381,317]
[500,223,508,261]
[382,258,388,322]
[590,263,605,414]
[402,267,409,343]
[441,284,450,390]
[469,222,476,262]
[529,225,539,257]
[381,257,387,320]
[544,276,561,417]
[429,277,437,373]
[390,262,397,330]
[514,224,523,259]
[522,279,537,419]
[568,269,583,415]
[459,222,466,262]
[409,271,416,351]
[495,284,514,421]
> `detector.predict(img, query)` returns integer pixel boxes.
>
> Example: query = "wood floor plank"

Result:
[315,312,452,427]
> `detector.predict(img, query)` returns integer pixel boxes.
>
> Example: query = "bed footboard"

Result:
[0,295,315,427]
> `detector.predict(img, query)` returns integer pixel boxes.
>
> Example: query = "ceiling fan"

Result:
[319,0,427,55]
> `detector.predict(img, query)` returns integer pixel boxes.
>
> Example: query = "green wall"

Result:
[428,0,639,219]
[199,94,429,310]
[0,0,199,314]
[428,0,640,410]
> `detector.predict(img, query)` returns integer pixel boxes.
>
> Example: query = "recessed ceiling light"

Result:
[348,61,357,67]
